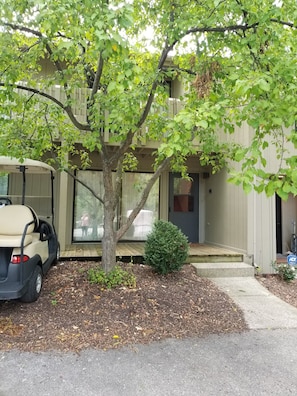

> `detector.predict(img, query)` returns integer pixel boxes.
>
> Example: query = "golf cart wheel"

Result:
[20,266,43,303]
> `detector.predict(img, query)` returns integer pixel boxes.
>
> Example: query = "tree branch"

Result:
[270,18,295,28]
[63,168,104,204]
[0,82,91,131]
[0,21,88,130]
[137,46,174,129]
[91,53,104,99]
[108,44,176,167]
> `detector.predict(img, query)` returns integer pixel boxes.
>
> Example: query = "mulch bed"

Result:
[0,261,247,352]
[257,274,297,309]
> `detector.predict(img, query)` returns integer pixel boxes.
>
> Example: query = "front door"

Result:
[168,173,199,242]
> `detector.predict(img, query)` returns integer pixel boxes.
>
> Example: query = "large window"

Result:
[121,173,159,240]
[73,171,105,241]
[72,171,159,242]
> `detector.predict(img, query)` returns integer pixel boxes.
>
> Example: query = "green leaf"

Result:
[265,182,276,197]
[254,183,265,193]
[291,170,297,184]
[234,149,246,162]
[258,79,270,92]
[228,73,239,81]
[196,120,208,129]
[243,181,253,194]
[283,182,292,193]
[272,118,283,126]
[277,189,289,201]
[107,81,117,93]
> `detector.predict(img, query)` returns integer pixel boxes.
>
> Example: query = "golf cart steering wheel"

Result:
[0,197,12,206]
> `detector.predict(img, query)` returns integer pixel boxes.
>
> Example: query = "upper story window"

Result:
[166,79,183,99]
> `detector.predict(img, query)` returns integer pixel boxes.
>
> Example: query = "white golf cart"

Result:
[0,156,59,302]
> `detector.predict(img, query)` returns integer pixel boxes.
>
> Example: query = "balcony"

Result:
[44,85,183,147]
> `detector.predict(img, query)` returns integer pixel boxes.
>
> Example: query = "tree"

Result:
[0,0,297,272]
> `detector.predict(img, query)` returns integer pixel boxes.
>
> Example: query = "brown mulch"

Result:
[257,274,297,309]
[0,261,247,352]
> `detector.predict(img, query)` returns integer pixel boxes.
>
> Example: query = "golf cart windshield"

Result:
[0,156,56,221]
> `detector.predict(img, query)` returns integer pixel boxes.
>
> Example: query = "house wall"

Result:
[203,165,279,273]
[204,169,247,252]
[55,149,210,249]
[251,192,276,272]
[54,122,292,274]
[14,58,297,272]
[250,127,297,267]
[262,129,297,256]
[212,123,297,272]
[5,124,295,273]
[20,57,297,270]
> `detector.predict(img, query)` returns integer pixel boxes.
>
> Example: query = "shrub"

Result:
[144,220,189,275]
[88,265,136,289]
[273,262,296,283]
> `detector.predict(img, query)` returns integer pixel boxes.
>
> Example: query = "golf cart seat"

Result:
[0,205,39,248]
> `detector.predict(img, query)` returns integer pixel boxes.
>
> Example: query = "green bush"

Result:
[144,220,189,274]
[88,265,136,289]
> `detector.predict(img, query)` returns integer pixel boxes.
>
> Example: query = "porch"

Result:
[60,242,244,263]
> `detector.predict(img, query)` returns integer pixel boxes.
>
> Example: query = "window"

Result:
[72,171,159,242]
[121,173,159,240]
[173,176,194,212]
[73,171,105,241]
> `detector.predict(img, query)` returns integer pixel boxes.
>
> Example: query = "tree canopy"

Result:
[0,0,297,269]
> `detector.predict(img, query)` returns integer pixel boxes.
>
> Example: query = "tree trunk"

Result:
[101,197,117,272]
[101,159,117,273]
[101,224,117,273]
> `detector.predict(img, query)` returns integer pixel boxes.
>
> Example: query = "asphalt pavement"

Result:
[1,276,297,395]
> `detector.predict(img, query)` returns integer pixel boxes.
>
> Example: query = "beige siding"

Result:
[214,123,297,271]
[203,165,279,272]
[220,123,297,174]
[204,169,247,252]
[247,191,276,272]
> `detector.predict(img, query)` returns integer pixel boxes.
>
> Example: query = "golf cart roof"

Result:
[0,156,55,174]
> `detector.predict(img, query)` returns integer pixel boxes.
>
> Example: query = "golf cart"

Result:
[0,156,59,302]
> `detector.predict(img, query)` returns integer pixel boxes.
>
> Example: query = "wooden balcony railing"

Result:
[44,86,183,146]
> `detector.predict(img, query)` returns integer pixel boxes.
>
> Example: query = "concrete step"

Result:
[192,262,255,278]
[187,254,243,264]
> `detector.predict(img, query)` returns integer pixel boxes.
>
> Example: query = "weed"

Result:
[88,265,136,289]
[273,262,296,282]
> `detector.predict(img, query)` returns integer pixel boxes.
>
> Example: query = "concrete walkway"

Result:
[209,276,297,329]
